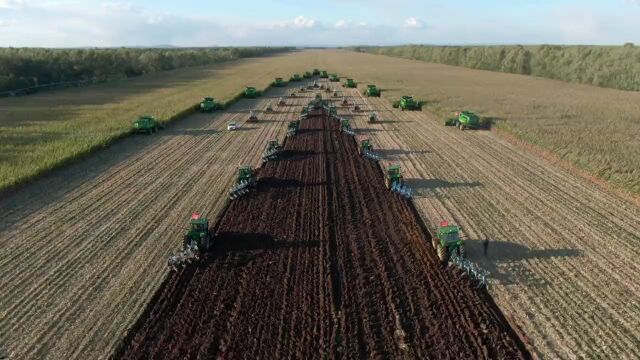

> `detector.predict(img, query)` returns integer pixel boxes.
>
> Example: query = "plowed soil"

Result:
[117,109,529,359]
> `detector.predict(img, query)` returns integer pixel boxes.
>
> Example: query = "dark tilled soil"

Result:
[117,111,530,359]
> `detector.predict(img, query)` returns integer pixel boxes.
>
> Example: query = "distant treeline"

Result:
[352,44,640,91]
[0,47,291,93]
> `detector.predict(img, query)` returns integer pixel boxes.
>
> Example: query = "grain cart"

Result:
[312,68,320,76]
[393,96,422,111]
[290,74,302,82]
[244,86,262,98]
[133,115,162,134]
[344,78,357,88]
[364,84,381,97]
[229,165,256,199]
[200,97,219,112]
[445,111,480,131]
[330,74,340,82]
[383,164,404,189]
[167,214,212,270]
[248,110,258,122]
[432,221,464,264]
[369,112,378,123]
[320,70,329,78]
[272,77,286,87]
[303,71,312,79]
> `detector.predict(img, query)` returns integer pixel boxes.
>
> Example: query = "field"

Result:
[117,104,527,359]
[0,50,639,359]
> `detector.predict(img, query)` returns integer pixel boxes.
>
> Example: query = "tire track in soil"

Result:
[117,104,530,360]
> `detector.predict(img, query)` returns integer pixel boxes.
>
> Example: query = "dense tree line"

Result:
[353,44,640,91]
[0,47,291,92]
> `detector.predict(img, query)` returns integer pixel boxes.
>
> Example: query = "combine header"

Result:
[200,97,220,112]
[167,214,212,270]
[272,77,286,87]
[244,87,262,98]
[133,115,163,134]
[229,166,256,199]
[262,140,282,163]
[393,96,422,111]
[364,84,381,97]
[445,111,480,130]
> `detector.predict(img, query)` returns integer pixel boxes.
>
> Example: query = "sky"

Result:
[0,0,639,47]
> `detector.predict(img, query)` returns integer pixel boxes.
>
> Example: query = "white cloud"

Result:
[292,15,316,29]
[0,0,24,9]
[404,17,423,29]
[334,19,368,30]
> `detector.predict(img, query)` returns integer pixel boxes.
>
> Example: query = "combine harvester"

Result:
[229,166,256,199]
[262,140,282,163]
[167,214,211,270]
[289,74,302,82]
[383,164,412,198]
[312,68,320,76]
[320,70,329,78]
[432,221,489,287]
[364,84,381,97]
[199,97,221,112]
[343,78,357,88]
[272,77,286,87]
[244,86,262,98]
[133,115,163,134]
[393,96,423,111]
[303,71,312,79]
[445,111,481,131]
[329,74,340,82]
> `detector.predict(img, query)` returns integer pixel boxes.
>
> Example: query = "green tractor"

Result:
[229,166,257,199]
[303,71,312,79]
[383,164,404,189]
[167,214,211,270]
[432,221,464,264]
[244,86,262,98]
[357,137,373,155]
[287,120,300,137]
[312,68,321,76]
[262,140,283,162]
[340,118,351,132]
[344,78,357,88]
[272,77,286,87]
[133,115,162,134]
[328,106,338,117]
[320,70,329,78]
[289,74,302,82]
[364,84,381,97]
[445,111,480,131]
[199,97,219,113]
[329,74,340,82]
[393,96,422,111]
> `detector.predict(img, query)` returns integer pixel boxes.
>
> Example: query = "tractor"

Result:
[383,164,404,189]
[393,96,422,111]
[333,90,339,97]
[320,70,329,78]
[287,120,300,137]
[330,74,340,82]
[369,112,378,123]
[328,106,338,117]
[244,86,262,98]
[344,78,357,88]
[364,84,381,97]
[303,71,312,79]
[445,111,480,130]
[278,97,286,106]
[357,137,373,155]
[262,140,283,162]
[290,74,302,82]
[266,103,274,112]
[432,221,464,264]
[229,165,257,199]
[272,77,286,87]
[353,104,361,112]
[167,214,211,270]
[133,115,161,134]
[312,68,321,76]
[200,97,219,112]
[340,118,351,132]
[248,110,258,122]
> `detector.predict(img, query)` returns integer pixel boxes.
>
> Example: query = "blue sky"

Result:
[0,0,639,47]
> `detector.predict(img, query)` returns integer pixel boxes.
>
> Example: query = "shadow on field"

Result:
[376,148,431,157]
[464,239,582,287]
[406,178,482,192]
[162,128,219,136]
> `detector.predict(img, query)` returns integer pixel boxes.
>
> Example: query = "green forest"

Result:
[354,44,640,91]
[0,47,290,93]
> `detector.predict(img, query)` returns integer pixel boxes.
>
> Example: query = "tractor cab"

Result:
[238,166,255,183]
[340,118,351,132]
[357,137,373,155]
[384,164,404,189]
[432,221,464,264]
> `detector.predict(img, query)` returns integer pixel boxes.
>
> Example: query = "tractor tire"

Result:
[437,244,449,264]
[460,124,465,131]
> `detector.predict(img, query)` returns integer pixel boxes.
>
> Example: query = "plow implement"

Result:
[362,149,380,161]
[390,181,412,198]
[450,252,489,288]
[261,140,283,164]
[229,180,252,200]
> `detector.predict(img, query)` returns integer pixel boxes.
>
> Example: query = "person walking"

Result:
[483,238,490,257]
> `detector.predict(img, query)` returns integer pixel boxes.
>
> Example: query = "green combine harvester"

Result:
[445,111,481,130]
[272,77,286,87]
[167,214,212,270]
[329,74,340,82]
[244,86,262,98]
[432,221,464,264]
[229,166,256,199]
[344,78,357,88]
[383,164,404,189]
[199,97,220,113]
[133,115,162,134]
[312,68,320,76]
[320,70,329,78]
[303,71,312,79]
[393,96,422,111]
[290,74,302,82]
[364,84,381,97]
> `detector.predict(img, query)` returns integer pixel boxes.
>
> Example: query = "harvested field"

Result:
[118,106,528,359]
